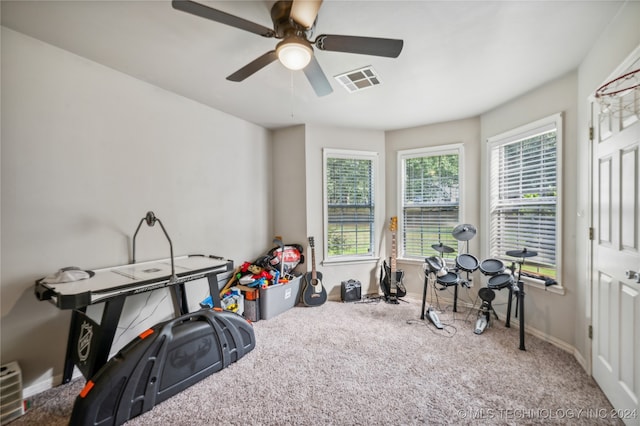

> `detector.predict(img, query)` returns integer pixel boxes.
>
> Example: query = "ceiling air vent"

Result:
[334,66,381,93]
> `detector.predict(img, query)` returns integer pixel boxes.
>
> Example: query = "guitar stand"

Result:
[379,264,402,305]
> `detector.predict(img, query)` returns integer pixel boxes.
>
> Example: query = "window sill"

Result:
[521,276,566,295]
[397,257,435,269]
[322,256,380,266]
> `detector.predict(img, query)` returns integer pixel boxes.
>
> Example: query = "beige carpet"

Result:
[12,296,621,425]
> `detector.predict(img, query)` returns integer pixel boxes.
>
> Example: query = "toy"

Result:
[237,261,276,289]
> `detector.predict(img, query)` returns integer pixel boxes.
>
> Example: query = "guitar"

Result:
[381,217,407,303]
[302,237,327,306]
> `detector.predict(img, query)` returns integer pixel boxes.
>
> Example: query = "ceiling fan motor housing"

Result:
[271,0,313,39]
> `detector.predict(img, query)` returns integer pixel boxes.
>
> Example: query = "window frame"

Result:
[397,144,464,261]
[323,148,379,264]
[485,112,564,291]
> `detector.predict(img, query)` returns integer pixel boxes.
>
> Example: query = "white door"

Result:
[592,62,640,425]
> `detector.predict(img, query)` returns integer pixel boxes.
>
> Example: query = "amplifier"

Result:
[341,279,361,302]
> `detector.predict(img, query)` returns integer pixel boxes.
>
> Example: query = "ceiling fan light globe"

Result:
[276,39,313,70]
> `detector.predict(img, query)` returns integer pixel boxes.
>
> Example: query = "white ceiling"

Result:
[1,0,625,130]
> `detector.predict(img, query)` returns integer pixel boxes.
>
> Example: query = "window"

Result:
[398,145,462,259]
[323,149,377,260]
[487,113,562,283]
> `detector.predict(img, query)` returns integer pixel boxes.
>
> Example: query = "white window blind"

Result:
[488,114,562,280]
[399,147,461,259]
[324,150,376,259]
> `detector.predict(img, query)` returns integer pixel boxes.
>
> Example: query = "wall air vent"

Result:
[334,66,381,93]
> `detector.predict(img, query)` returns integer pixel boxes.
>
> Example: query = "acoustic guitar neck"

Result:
[310,239,318,282]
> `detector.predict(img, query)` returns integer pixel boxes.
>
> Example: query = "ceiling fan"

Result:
[171,0,404,97]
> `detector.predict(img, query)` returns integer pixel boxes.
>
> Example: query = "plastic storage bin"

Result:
[1,362,24,425]
[259,275,301,319]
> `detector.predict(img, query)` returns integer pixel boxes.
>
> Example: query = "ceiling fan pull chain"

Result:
[290,71,295,119]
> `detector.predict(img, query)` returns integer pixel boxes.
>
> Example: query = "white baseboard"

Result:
[23,368,83,399]
[408,291,591,374]
[23,377,58,399]
[573,348,588,372]
[520,322,575,354]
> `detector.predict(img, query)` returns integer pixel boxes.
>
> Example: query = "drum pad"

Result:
[478,287,496,302]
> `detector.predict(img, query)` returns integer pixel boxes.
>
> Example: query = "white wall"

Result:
[272,125,307,246]
[480,71,578,348]
[385,117,481,300]
[0,28,273,391]
[304,125,386,298]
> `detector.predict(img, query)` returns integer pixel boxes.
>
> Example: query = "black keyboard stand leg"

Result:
[420,273,429,320]
[453,283,458,312]
[505,286,514,328]
[63,308,86,383]
[518,281,526,350]
[90,297,126,378]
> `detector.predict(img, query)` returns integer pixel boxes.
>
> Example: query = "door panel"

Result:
[595,273,613,369]
[621,147,638,251]
[598,157,612,244]
[592,65,640,424]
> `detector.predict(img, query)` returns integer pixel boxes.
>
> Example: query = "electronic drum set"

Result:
[421,224,537,350]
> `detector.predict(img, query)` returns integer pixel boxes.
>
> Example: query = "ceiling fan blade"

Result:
[226,50,279,82]
[172,0,275,37]
[290,0,323,30]
[315,34,403,58]
[303,56,333,97]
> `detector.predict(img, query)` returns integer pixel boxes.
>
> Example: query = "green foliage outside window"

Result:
[403,153,460,258]
[326,157,374,257]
